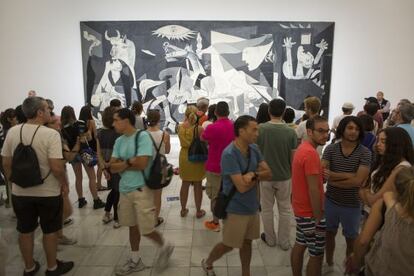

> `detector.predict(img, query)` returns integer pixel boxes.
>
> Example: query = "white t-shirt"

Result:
[1,124,63,197]
[148,129,166,155]
[332,114,351,131]
[202,120,213,129]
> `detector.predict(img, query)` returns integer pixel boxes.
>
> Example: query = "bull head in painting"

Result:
[104,29,137,89]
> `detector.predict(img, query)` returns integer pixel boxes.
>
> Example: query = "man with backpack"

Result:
[1,97,74,276]
[202,115,272,276]
[110,108,173,275]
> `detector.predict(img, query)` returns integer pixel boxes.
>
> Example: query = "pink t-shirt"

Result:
[292,141,324,217]
[201,118,234,173]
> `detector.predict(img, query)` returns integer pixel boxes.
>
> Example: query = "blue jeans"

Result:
[324,197,361,239]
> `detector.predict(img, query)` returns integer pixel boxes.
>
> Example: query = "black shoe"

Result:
[78,197,87,208]
[45,260,74,276]
[23,260,40,276]
[260,232,267,244]
[93,198,105,209]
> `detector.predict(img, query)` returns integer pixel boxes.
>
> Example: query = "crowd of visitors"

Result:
[0,90,413,276]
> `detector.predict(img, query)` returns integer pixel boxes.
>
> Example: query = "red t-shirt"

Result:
[291,141,324,217]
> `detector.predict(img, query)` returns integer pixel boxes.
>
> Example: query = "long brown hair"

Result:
[60,106,77,127]
[395,166,414,219]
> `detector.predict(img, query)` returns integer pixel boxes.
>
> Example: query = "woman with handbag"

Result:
[177,105,206,218]
[61,106,105,209]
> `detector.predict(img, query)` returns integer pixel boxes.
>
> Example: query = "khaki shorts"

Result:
[206,172,221,200]
[118,186,156,235]
[222,213,260,248]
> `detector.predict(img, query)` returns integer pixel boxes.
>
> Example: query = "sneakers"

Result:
[322,263,335,275]
[279,241,291,251]
[78,197,87,208]
[204,220,220,232]
[45,259,74,276]
[155,242,174,271]
[93,198,105,209]
[23,260,40,276]
[201,259,216,276]
[102,213,113,224]
[58,235,77,246]
[115,258,146,275]
[113,220,121,229]
[63,218,73,227]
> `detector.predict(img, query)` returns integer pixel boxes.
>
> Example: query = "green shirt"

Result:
[112,130,153,193]
[257,121,298,181]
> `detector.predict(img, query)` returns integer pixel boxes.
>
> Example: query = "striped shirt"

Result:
[322,142,372,207]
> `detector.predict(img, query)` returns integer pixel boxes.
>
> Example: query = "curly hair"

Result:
[369,127,414,192]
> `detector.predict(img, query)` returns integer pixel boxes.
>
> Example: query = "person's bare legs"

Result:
[193,181,203,213]
[154,189,162,219]
[42,233,58,270]
[58,194,72,238]
[19,232,35,270]
[129,226,141,251]
[291,243,306,276]
[180,181,191,214]
[239,239,252,276]
[83,164,99,199]
[71,163,83,199]
[143,230,164,247]
[306,255,323,276]
[325,230,337,266]
[205,242,233,267]
[96,167,103,190]
[345,238,355,258]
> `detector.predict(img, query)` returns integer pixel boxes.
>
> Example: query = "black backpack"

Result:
[188,126,208,162]
[136,131,173,190]
[10,124,50,188]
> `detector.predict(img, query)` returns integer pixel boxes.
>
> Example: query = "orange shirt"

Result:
[291,141,324,217]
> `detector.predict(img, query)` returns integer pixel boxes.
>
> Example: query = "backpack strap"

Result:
[20,124,51,181]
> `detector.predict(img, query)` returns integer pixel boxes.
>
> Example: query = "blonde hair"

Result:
[185,105,198,126]
[395,166,414,219]
[304,96,321,115]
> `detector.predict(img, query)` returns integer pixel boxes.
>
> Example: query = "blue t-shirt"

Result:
[112,130,153,193]
[221,143,263,215]
[398,124,414,147]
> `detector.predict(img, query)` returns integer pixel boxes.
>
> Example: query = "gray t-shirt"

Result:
[1,124,63,197]
[322,142,372,207]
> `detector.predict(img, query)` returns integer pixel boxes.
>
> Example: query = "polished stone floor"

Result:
[0,137,346,275]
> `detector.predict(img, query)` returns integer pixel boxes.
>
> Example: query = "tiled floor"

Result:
[0,137,346,275]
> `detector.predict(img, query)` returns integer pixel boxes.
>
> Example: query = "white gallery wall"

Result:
[0,0,413,122]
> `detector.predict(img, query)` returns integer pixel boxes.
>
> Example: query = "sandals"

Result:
[196,209,206,219]
[180,208,189,217]
[155,217,164,227]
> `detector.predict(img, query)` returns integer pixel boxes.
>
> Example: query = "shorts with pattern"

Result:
[295,216,326,257]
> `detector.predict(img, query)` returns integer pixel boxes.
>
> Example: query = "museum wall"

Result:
[0,0,413,122]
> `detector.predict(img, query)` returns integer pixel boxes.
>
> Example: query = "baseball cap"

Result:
[364,97,378,104]
[342,102,355,109]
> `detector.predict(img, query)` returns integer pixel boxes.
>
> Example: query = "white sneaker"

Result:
[155,242,174,271]
[322,263,335,275]
[58,235,77,245]
[115,258,146,275]
[113,221,121,229]
[102,213,113,224]
[201,259,216,276]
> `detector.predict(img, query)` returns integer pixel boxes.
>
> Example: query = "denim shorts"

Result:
[324,197,361,239]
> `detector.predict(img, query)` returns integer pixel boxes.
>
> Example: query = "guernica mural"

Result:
[80,21,334,131]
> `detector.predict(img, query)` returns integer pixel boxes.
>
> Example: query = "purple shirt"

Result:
[201,118,235,173]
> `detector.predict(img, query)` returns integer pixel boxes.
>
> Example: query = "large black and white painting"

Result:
[80,21,334,131]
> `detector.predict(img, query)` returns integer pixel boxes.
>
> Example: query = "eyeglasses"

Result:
[313,128,331,135]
